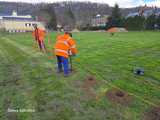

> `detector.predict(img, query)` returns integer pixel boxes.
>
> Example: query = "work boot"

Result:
[56,69,63,74]
[69,68,73,72]
[64,73,70,77]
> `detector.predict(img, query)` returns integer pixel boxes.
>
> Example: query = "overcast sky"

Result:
[0,0,159,8]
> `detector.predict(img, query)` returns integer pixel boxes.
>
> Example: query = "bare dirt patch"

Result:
[82,76,97,98]
[144,107,160,120]
[106,88,132,106]
[84,76,97,87]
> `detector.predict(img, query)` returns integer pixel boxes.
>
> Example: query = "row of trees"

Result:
[106,4,160,30]
[38,3,160,31]
[37,3,76,31]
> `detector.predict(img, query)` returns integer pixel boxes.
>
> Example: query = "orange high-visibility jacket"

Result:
[54,33,78,58]
[32,28,46,42]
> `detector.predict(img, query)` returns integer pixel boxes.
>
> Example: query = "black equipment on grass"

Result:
[134,68,144,75]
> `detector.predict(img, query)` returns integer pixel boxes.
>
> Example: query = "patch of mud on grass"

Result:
[82,76,97,99]
[106,88,132,106]
[144,107,160,120]
[84,76,97,87]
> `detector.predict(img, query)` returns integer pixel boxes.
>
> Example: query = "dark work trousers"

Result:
[56,56,69,75]
[37,40,46,51]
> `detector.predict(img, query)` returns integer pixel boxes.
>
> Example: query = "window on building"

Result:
[25,23,28,27]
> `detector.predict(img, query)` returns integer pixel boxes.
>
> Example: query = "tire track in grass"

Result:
[0,37,60,84]
[0,44,12,119]
[1,37,42,57]
[0,42,20,119]
[0,37,42,119]
[1,37,56,69]
[0,36,73,119]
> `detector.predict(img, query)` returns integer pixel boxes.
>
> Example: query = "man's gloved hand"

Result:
[68,49,77,57]
[68,50,72,56]
[72,54,76,57]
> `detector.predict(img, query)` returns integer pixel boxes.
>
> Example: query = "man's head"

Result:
[64,26,72,37]
[33,24,38,29]
[65,32,72,37]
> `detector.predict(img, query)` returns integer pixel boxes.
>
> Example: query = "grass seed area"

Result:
[0,31,160,120]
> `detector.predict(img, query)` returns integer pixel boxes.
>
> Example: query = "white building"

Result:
[91,15,109,27]
[0,10,45,32]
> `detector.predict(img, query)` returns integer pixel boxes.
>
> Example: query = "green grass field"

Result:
[0,31,160,120]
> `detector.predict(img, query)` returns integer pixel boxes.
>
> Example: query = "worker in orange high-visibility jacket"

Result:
[32,24,47,52]
[54,32,78,77]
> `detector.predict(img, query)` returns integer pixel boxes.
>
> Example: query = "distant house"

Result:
[91,14,109,27]
[0,10,45,32]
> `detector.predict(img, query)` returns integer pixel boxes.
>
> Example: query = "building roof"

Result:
[2,17,33,21]
[0,10,33,21]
